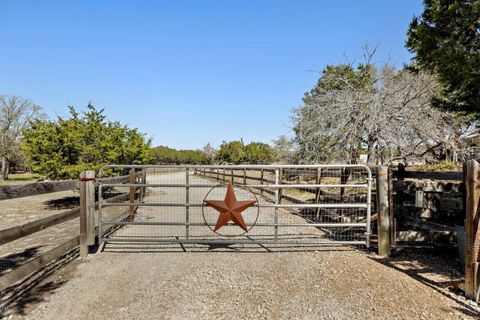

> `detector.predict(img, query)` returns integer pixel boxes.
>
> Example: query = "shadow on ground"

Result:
[0,247,43,277]
[370,246,480,318]
[0,249,78,318]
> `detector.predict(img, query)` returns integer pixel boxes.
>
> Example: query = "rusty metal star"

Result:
[204,182,257,232]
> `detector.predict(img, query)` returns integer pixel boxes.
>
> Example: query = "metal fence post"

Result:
[376,166,391,257]
[79,170,95,257]
[274,169,280,241]
[186,167,190,240]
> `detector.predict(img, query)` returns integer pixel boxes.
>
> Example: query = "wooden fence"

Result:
[389,164,464,245]
[0,170,145,292]
[2,164,479,301]
[195,164,479,301]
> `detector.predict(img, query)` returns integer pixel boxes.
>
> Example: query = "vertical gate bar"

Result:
[274,169,280,241]
[315,168,322,220]
[217,168,220,181]
[223,168,226,182]
[243,168,247,185]
[366,167,372,248]
[186,167,190,240]
[231,169,234,182]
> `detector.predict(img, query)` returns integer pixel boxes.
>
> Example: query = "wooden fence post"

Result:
[138,170,147,207]
[388,166,396,249]
[376,166,391,257]
[260,169,264,195]
[128,169,136,221]
[79,170,95,258]
[278,168,283,204]
[464,160,480,300]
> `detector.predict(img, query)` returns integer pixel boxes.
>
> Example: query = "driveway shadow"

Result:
[0,248,78,317]
[369,247,480,318]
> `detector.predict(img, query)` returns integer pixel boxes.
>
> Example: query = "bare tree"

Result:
[0,96,41,180]
[272,135,296,163]
[202,143,216,164]
[293,60,459,165]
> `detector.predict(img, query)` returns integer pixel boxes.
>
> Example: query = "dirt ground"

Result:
[2,171,480,319]
[6,245,479,320]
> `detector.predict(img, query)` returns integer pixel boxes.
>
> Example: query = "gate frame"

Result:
[97,164,373,247]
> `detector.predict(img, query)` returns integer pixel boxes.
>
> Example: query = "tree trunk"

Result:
[366,141,375,164]
[0,157,9,180]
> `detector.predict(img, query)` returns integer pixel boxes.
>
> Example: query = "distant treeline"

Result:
[149,146,209,164]
[149,140,276,165]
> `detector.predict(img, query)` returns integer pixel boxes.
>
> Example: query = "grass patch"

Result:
[414,161,462,171]
[0,173,41,185]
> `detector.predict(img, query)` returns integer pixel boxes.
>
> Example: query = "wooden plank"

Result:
[395,230,454,242]
[402,216,456,232]
[393,180,463,193]
[0,174,129,202]
[0,180,77,201]
[376,166,391,257]
[0,236,79,292]
[391,169,462,181]
[0,192,129,246]
[195,169,356,202]
[0,207,80,246]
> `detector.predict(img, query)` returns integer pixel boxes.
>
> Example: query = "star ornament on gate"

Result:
[203,182,258,233]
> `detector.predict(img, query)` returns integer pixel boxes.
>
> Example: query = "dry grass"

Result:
[0,173,40,186]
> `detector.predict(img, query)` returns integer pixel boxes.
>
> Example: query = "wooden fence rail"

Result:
[194,168,356,203]
[0,176,133,246]
[0,174,132,201]
[0,170,145,293]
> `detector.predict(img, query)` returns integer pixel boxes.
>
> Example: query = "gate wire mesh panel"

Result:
[198,166,372,244]
[98,164,372,247]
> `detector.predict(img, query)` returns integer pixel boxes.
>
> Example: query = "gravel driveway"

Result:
[15,171,480,319]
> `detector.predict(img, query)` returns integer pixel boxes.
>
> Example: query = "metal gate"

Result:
[98,164,372,247]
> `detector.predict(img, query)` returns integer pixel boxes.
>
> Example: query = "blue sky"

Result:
[0,1,423,149]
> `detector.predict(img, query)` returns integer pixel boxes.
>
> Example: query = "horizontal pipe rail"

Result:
[103,183,369,189]
[100,164,372,170]
[101,237,366,245]
[101,221,368,227]
[101,202,369,208]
